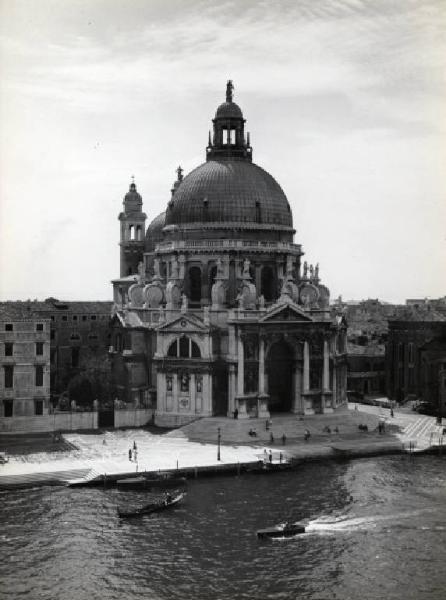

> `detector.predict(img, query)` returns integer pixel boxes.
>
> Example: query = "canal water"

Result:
[1,455,445,600]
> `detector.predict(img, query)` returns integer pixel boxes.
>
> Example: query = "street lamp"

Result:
[217,427,221,461]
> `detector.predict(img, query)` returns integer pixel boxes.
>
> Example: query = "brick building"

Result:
[386,304,446,407]
[0,303,51,420]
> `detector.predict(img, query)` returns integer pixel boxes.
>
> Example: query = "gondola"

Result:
[117,491,185,518]
[257,521,306,539]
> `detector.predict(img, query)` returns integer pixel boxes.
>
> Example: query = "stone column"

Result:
[292,362,302,414]
[190,373,196,415]
[258,336,265,395]
[236,330,248,417]
[178,254,186,281]
[227,364,236,417]
[257,336,270,417]
[332,363,337,407]
[321,339,330,413]
[172,373,179,412]
[237,332,244,397]
[303,341,310,392]
[323,340,330,391]
[228,324,236,360]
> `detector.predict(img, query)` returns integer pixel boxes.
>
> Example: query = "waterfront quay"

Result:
[0,403,442,490]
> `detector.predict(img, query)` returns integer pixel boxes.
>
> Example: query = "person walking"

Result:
[268,450,273,464]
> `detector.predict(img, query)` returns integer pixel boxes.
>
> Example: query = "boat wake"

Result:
[305,508,434,534]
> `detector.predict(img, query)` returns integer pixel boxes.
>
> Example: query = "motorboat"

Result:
[257,521,306,539]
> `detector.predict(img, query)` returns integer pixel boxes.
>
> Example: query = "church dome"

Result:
[164,160,293,229]
[215,101,243,120]
[145,211,165,251]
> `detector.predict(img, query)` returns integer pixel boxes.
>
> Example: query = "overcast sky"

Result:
[0,0,444,303]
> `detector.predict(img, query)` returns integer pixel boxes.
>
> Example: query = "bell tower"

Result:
[206,80,252,162]
[118,178,147,277]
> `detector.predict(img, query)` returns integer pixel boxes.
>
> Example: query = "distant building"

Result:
[346,342,386,397]
[0,303,51,423]
[332,298,396,397]
[386,303,446,407]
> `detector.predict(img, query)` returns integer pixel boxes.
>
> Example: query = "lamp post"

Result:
[217,427,221,461]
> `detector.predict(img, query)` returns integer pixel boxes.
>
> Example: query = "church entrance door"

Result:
[266,340,293,412]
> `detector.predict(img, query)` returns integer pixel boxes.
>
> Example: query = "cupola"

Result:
[206,80,252,162]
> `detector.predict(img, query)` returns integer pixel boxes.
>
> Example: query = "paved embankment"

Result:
[0,405,442,490]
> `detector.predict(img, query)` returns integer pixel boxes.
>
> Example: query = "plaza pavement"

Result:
[0,402,442,488]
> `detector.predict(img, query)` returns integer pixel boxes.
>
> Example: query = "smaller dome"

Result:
[215,102,243,120]
[145,211,165,252]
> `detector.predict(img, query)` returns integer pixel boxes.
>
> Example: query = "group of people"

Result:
[322,425,339,434]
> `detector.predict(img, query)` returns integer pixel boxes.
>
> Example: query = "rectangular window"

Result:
[36,323,44,331]
[35,400,44,415]
[36,342,44,356]
[91,315,97,320]
[5,342,13,356]
[82,315,87,321]
[4,365,14,388]
[62,316,68,321]
[71,347,80,368]
[50,329,55,340]
[5,323,13,331]
[73,315,78,321]
[3,399,13,417]
[35,365,44,387]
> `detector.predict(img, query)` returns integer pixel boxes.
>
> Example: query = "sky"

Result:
[0,0,445,303]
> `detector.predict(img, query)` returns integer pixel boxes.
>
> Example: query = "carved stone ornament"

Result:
[299,283,320,307]
[128,283,145,308]
[143,282,164,308]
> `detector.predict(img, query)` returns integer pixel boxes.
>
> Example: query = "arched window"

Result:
[136,225,142,240]
[189,267,202,303]
[167,337,201,359]
[129,225,135,240]
[261,266,275,302]
[167,340,178,357]
[179,336,189,357]
[115,334,123,352]
[208,265,217,300]
[255,200,261,223]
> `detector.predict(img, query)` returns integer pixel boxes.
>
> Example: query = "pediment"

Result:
[260,302,313,323]
[157,313,209,333]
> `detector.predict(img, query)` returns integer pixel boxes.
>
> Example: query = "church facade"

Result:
[110,83,347,427]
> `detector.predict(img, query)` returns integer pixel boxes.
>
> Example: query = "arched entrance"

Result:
[266,340,294,412]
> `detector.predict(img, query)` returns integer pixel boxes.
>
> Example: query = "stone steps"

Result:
[174,409,381,444]
[0,467,91,489]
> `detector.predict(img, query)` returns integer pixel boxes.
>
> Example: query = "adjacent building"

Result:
[110,82,348,427]
[0,303,51,422]
[386,303,446,411]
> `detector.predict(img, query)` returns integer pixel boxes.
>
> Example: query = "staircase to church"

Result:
[171,408,381,445]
